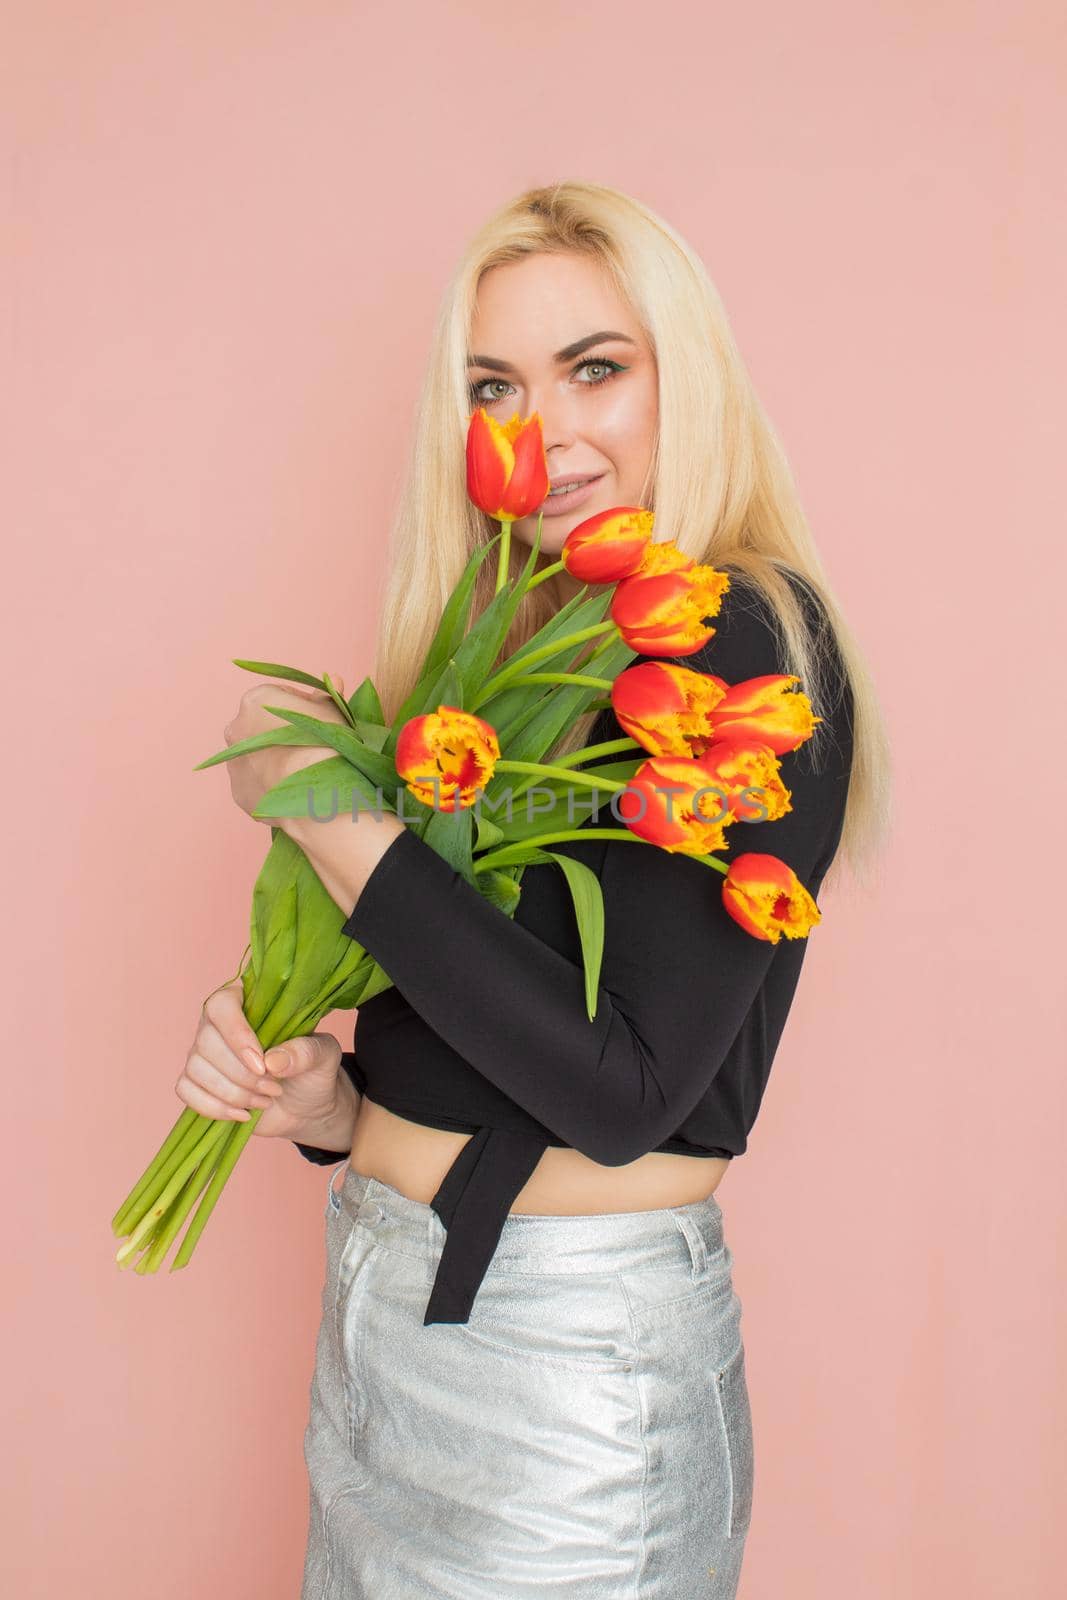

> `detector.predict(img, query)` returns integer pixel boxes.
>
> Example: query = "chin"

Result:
[511,521,568,559]
[512,503,605,559]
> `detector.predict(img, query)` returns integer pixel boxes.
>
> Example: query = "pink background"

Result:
[6,3,1064,1595]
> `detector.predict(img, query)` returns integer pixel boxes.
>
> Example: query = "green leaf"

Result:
[419,533,503,686]
[541,850,605,1021]
[476,633,637,819]
[252,753,390,820]
[246,878,298,1032]
[477,769,629,845]
[349,718,390,753]
[349,676,384,726]
[444,529,544,699]
[439,658,464,709]
[383,527,543,756]
[249,831,301,979]
[498,580,596,664]
[421,801,474,881]
[322,672,355,726]
[473,812,506,851]
[256,852,366,1039]
[493,633,633,771]
[193,724,314,771]
[232,658,325,689]
[472,588,612,729]
[383,653,468,759]
[476,869,524,913]
[324,954,395,1012]
[260,705,403,797]
[476,844,558,869]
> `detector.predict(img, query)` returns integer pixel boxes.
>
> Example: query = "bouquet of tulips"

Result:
[111,406,821,1275]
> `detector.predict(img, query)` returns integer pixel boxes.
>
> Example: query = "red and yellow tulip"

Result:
[611,560,731,656]
[721,853,821,942]
[695,738,792,823]
[616,755,735,855]
[466,408,551,523]
[611,660,728,758]
[560,507,656,583]
[396,704,500,811]
[703,673,820,756]
[629,537,698,578]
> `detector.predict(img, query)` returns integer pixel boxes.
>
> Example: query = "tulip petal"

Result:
[612,661,728,758]
[396,703,500,811]
[561,507,655,584]
[611,564,732,657]
[711,674,820,755]
[618,755,733,854]
[696,737,792,823]
[502,414,551,519]
[721,851,821,941]
[466,408,513,519]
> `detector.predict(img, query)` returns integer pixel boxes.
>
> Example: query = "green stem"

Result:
[577,633,624,674]
[496,671,613,691]
[136,1140,224,1274]
[471,622,618,709]
[501,735,641,806]
[549,736,641,767]
[251,950,379,1063]
[111,1104,200,1235]
[495,517,513,594]
[475,827,642,868]
[171,1113,260,1270]
[526,558,565,589]
[474,828,731,875]
[115,1119,233,1266]
[114,1110,220,1237]
[495,759,626,794]
[557,630,623,677]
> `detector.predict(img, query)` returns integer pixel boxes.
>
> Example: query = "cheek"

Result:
[596,385,657,490]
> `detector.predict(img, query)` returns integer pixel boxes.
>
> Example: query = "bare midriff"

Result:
[347,1095,731,1215]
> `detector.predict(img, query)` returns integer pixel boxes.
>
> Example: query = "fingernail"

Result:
[242,1048,265,1076]
[265,1047,290,1075]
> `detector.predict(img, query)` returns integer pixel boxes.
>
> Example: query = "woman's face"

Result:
[467,253,658,588]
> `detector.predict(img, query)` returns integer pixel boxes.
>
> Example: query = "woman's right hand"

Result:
[175,978,344,1141]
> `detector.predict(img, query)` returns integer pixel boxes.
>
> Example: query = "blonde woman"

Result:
[178,181,891,1597]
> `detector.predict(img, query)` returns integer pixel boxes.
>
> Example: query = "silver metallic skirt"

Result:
[301,1162,754,1598]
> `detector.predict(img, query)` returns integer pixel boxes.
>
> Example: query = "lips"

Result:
[538,473,605,516]
[544,474,603,498]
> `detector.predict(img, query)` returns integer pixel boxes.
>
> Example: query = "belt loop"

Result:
[328,1161,346,1209]
[671,1207,709,1279]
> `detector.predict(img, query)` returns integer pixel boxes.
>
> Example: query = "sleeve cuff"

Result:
[293,1141,349,1165]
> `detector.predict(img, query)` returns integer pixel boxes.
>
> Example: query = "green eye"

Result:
[468,356,627,406]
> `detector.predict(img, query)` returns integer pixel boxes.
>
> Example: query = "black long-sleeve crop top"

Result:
[294,568,854,1325]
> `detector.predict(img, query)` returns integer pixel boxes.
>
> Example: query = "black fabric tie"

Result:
[424,1126,548,1325]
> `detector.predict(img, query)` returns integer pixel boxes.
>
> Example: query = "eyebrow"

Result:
[466,330,637,373]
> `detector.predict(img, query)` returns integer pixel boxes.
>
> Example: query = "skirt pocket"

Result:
[713,1341,754,1540]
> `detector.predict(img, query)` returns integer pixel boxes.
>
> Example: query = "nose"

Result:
[541,423,578,477]
[523,385,578,461]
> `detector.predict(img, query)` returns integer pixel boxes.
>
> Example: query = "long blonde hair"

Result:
[369,180,892,892]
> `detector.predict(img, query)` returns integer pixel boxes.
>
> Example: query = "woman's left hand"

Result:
[223,675,348,821]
